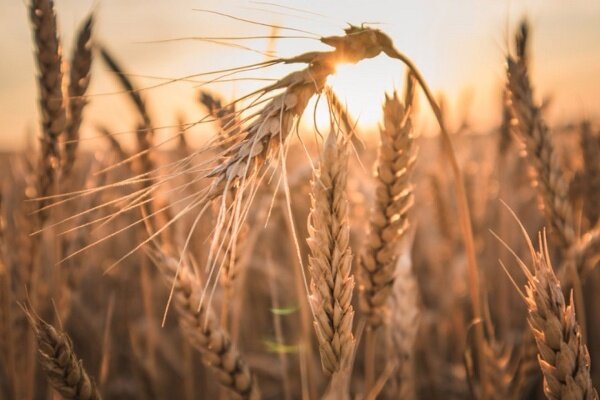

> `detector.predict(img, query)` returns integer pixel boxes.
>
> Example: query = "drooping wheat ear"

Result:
[506,20,575,250]
[22,305,102,400]
[522,233,598,400]
[307,128,355,377]
[388,252,419,399]
[206,63,333,188]
[29,0,66,216]
[63,14,93,177]
[148,247,260,399]
[360,76,417,327]
[205,26,393,195]
[579,122,600,226]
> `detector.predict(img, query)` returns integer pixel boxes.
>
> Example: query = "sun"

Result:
[321,57,406,131]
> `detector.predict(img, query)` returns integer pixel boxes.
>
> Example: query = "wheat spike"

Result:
[579,122,600,226]
[149,247,260,399]
[29,0,66,216]
[63,14,93,176]
[200,91,242,147]
[388,252,419,399]
[99,46,153,130]
[23,306,102,400]
[307,128,355,376]
[360,78,417,327]
[506,20,575,250]
[523,234,598,400]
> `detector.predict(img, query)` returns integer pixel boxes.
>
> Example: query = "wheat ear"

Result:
[506,20,575,250]
[200,91,242,146]
[388,252,419,399]
[149,248,260,399]
[360,78,417,327]
[99,46,153,130]
[307,128,355,377]
[63,14,93,176]
[579,122,600,226]
[522,233,598,400]
[23,305,102,400]
[29,0,66,217]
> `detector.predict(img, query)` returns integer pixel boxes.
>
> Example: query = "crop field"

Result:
[0,1,599,399]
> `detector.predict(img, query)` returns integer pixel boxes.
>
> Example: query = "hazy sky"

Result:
[1,0,599,150]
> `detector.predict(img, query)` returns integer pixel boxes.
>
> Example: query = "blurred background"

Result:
[1,0,599,150]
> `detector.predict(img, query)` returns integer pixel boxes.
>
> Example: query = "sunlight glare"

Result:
[322,57,406,132]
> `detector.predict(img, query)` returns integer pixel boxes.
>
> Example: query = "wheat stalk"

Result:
[148,247,260,399]
[63,14,93,177]
[23,305,102,400]
[360,79,417,327]
[307,128,355,377]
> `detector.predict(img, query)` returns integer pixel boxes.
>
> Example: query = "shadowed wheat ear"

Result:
[579,122,600,226]
[22,304,102,400]
[360,76,417,327]
[307,127,355,378]
[506,20,575,251]
[200,91,242,147]
[388,251,419,399]
[30,0,66,217]
[517,232,598,400]
[63,14,93,177]
[148,246,260,400]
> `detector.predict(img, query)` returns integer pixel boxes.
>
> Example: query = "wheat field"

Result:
[1,1,599,399]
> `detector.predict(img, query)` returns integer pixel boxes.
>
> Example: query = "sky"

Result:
[1,0,599,150]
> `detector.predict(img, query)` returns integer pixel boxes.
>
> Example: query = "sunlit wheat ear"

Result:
[360,77,417,327]
[506,19,575,251]
[148,247,261,400]
[307,128,355,377]
[517,232,599,400]
[63,14,93,177]
[22,305,102,400]
[29,0,66,219]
